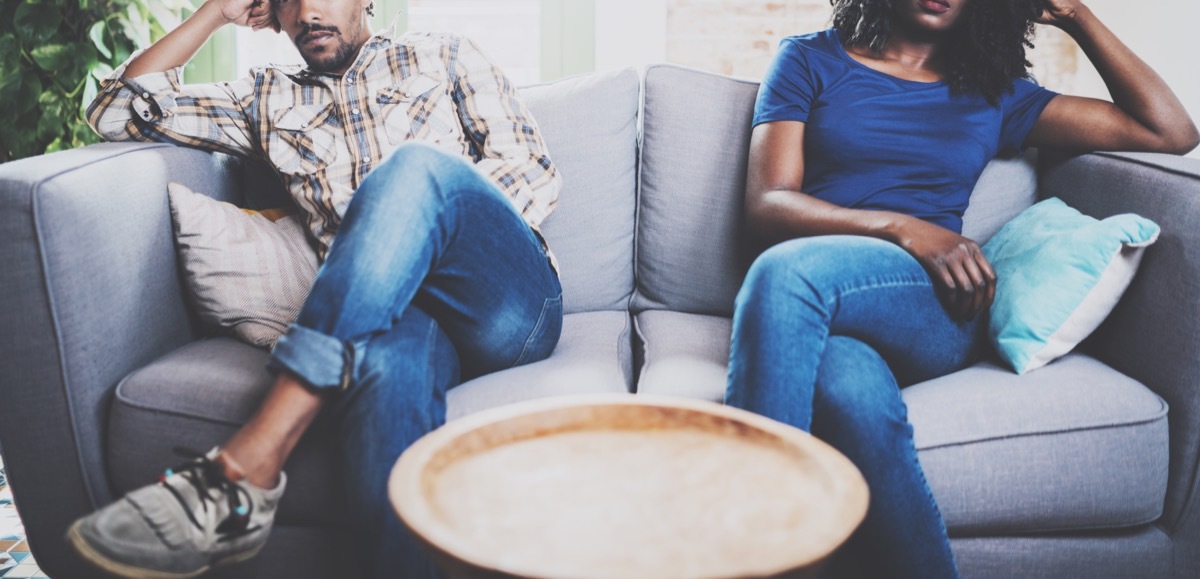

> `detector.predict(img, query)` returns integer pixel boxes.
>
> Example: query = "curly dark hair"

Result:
[830,0,1046,104]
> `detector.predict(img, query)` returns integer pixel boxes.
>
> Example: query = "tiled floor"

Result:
[0,455,48,579]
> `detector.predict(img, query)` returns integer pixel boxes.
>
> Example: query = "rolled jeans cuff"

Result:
[269,325,355,392]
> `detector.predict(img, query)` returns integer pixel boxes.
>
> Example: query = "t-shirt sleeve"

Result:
[998,78,1059,153]
[753,38,817,127]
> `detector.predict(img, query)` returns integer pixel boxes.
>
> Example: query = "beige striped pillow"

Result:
[167,183,318,348]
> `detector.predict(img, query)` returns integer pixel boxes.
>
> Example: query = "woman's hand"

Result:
[1035,0,1084,27]
[1024,0,1198,154]
[893,217,996,321]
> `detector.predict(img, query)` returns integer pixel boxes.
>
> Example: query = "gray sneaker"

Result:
[66,448,286,579]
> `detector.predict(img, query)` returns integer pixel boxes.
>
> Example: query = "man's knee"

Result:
[374,143,472,190]
[361,142,499,214]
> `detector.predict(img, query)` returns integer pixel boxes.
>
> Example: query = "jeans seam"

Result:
[825,278,934,312]
[512,294,559,368]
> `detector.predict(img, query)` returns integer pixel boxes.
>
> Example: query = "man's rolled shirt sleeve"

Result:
[86,51,260,158]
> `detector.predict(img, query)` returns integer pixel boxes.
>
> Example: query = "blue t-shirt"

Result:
[754,29,1058,233]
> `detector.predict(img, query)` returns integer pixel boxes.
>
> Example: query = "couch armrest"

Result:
[1039,150,1200,535]
[0,142,244,576]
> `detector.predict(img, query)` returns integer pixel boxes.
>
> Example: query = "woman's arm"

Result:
[1025,0,1199,154]
[747,121,996,320]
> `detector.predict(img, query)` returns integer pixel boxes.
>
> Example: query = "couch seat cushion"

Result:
[108,311,633,526]
[633,310,1169,534]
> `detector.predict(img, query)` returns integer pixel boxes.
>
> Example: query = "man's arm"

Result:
[449,36,562,229]
[86,0,276,157]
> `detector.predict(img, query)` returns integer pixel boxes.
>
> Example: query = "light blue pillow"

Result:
[982,198,1160,374]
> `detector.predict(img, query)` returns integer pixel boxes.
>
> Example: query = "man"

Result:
[67,0,563,576]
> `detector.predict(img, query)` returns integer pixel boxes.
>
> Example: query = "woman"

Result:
[725,0,1197,577]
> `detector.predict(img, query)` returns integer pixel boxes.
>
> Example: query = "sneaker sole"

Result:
[66,519,265,579]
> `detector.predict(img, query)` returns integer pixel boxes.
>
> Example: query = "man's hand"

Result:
[893,217,996,321]
[213,0,279,32]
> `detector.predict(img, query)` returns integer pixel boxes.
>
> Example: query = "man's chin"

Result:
[299,47,354,73]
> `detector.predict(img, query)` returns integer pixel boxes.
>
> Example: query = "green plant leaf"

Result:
[89,20,112,59]
[39,89,64,114]
[145,2,182,32]
[13,3,63,45]
[37,108,64,142]
[0,34,17,62]
[30,43,73,71]
[92,62,115,81]
[81,76,99,116]
[16,77,42,115]
[125,4,151,46]
[0,37,20,100]
[74,120,98,145]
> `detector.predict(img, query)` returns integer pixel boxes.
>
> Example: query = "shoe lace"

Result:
[158,448,261,541]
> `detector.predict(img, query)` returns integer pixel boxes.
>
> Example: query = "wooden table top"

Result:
[389,394,868,579]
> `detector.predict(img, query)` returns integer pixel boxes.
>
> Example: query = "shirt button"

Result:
[351,108,361,116]
[363,156,371,164]
[141,92,149,98]
[346,76,355,84]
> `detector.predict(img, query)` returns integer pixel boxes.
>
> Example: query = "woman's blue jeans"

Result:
[726,235,984,579]
[269,143,563,578]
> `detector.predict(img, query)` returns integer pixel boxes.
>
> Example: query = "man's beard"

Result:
[295,23,361,73]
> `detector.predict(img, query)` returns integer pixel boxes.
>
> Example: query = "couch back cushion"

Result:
[633,64,1040,316]
[521,68,640,314]
[633,65,759,315]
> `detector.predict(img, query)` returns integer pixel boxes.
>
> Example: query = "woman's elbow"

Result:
[1159,117,1200,155]
[1173,124,1200,155]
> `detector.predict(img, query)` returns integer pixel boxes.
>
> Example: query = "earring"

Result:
[366,1,376,17]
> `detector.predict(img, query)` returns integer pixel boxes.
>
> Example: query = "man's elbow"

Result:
[87,113,139,143]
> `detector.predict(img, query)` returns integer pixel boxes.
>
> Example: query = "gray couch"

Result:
[2,64,1199,578]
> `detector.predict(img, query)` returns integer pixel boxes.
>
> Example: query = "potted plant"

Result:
[0,0,191,162]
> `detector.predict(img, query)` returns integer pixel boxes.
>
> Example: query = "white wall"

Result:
[1057,0,1200,157]
[595,0,666,73]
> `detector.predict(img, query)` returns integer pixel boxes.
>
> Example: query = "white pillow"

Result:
[167,183,318,348]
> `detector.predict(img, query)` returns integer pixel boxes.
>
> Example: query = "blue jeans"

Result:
[270,143,563,578]
[726,236,983,579]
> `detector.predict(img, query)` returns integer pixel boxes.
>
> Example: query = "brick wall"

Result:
[665,0,1087,94]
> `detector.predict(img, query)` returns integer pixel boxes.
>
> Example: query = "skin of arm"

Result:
[1026,0,1200,153]
[123,0,277,79]
[745,121,997,321]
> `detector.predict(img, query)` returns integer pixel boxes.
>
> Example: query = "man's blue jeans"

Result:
[269,143,563,577]
[726,235,983,579]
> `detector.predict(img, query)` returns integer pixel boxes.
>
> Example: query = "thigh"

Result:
[413,168,563,379]
[300,143,563,380]
[751,236,984,385]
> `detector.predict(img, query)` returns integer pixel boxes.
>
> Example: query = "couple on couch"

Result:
[67,0,1197,577]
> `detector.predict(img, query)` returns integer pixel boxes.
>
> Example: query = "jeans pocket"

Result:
[512,293,563,368]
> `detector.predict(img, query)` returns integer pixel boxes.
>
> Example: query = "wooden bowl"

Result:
[389,394,868,579]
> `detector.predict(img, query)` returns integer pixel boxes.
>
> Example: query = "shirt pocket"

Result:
[376,74,458,145]
[269,103,339,175]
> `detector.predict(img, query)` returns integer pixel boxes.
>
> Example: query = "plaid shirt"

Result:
[87,22,561,263]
